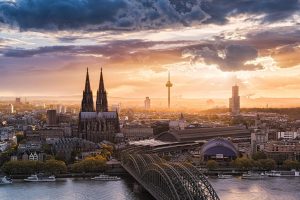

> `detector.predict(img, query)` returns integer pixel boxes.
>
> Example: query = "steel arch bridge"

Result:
[121,152,220,200]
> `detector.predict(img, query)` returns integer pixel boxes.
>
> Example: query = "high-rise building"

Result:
[144,97,151,109]
[9,104,14,114]
[165,72,173,109]
[77,68,120,143]
[56,105,62,113]
[229,85,240,116]
[15,97,21,104]
[47,110,57,126]
[62,105,67,114]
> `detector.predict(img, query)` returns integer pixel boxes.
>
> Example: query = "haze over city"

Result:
[2,1,300,200]
[0,0,300,107]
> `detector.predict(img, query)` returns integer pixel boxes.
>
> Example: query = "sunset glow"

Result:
[0,0,300,106]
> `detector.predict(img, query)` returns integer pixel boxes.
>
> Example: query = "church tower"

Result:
[81,68,94,112]
[96,68,108,112]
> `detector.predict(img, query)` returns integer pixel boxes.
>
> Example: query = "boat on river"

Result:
[242,172,266,180]
[24,174,56,182]
[217,174,233,179]
[0,176,12,185]
[91,174,121,181]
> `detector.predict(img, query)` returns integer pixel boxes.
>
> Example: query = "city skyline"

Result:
[0,1,300,100]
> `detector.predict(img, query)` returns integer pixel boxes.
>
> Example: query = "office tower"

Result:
[56,105,62,113]
[229,85,240,116]
[47,110,57,126]
[144,97,151,109]
[9,104,14,114]
[165,72,173,109]
[15,97,21,104]
[62,106,67,114]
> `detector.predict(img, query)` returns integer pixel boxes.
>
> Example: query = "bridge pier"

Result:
[133,182,143,193]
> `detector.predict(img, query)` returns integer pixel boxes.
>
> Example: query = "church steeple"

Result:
[81,68,94,112]
[96,68,108,112]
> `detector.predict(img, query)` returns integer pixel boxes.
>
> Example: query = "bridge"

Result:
[120,148,220,200]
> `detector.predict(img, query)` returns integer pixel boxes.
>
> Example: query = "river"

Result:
[0,176,299,200]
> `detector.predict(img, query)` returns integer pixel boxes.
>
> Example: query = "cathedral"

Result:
[77,68,120,143]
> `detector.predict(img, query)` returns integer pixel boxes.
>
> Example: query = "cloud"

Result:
[183,44,263,71]
[0,0,208,31]
[271,44,300,68]
[2,25,300,72]
[0,39,189,73]
[204,27,300,69]
[245,28,300,50]
[0,0,299,32]
[201,0,300,24]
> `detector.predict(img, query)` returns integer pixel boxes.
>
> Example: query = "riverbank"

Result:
[7,171,129,179]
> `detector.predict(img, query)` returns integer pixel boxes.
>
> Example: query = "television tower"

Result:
[165,71,173,109]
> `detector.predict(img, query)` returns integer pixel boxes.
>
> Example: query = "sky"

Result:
[0,0,300,100]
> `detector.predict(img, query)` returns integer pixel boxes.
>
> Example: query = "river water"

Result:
[0,177,299,200]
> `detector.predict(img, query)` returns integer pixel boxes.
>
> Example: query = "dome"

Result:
[200,138,238,159]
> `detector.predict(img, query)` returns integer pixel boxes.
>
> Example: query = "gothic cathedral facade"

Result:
[77,68,120,143]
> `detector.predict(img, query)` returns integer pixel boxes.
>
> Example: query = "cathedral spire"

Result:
[81,68,94,112]
[99,68,105,91]
[85,68,92,92]
[96,67,108,112]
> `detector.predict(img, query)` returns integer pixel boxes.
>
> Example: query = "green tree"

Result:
[0,146,17,166]
[283,160,300,170]
[42,144,52,154]
[70,156,107,173]
[252,151,267,161]
[258,159,276,170]
[2,161,36,175]
[206,160,218,170]
[1,160,67,175]
[44,159,67,174]
[232,157,254,170]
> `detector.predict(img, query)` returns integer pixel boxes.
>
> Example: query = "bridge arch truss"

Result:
[121,153,220,200]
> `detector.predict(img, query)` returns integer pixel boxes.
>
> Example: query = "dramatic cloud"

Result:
[1,0,300,99]
[0,0,207,31]
[183,44,263,71]
[202,0,300,24]
[0,0,299,31]
[271,44,300,68]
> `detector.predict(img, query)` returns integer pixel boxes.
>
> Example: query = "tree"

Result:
[232,157,253,170]
[2,161,36,175]
[258,159,276,170]
[1,160,67,175]
[283,160,300,170]
[252,152,267,161]
[70,155,107,173]
[0,146,17,166]
[101,144,114,160]
[206,160,218,170]
[42,144,52,155]
[44,159,67,174]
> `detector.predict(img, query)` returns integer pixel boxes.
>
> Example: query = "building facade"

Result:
[144,97,151,110]
[229,85,240,116]
[77,68,120,143]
